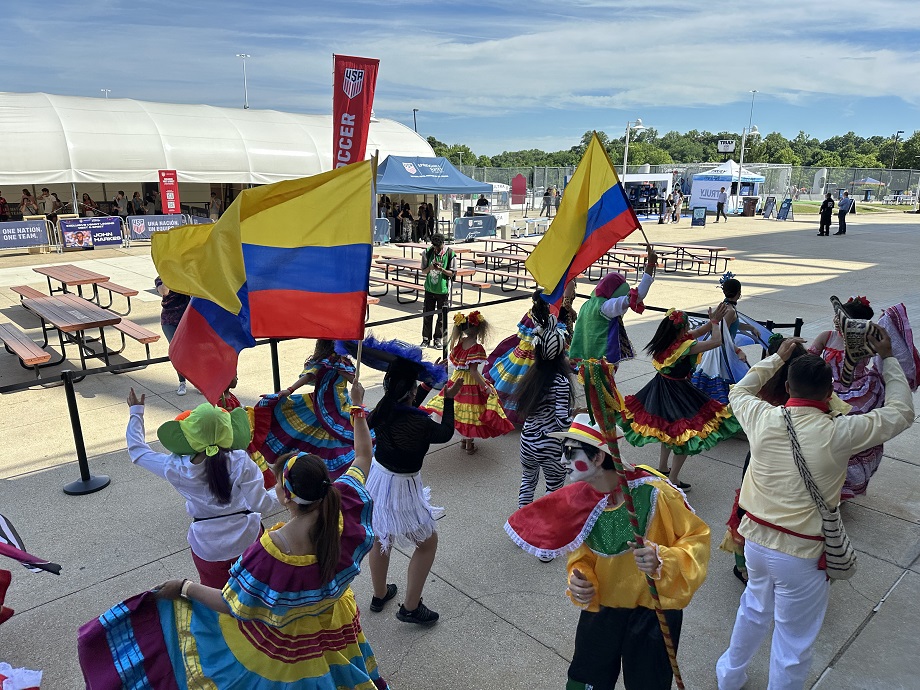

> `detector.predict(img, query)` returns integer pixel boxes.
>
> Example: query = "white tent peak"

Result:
[694,160,765,182]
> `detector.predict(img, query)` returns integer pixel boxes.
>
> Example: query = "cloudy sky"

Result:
[4,1,919,155]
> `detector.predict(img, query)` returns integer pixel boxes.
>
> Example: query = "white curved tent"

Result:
[0,92,433,186]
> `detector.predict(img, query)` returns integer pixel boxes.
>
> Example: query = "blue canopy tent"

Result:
[376,156,492,194]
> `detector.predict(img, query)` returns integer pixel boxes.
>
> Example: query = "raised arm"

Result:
[126,388,173,479]
[426,379,462,444]
[349,381,373,478]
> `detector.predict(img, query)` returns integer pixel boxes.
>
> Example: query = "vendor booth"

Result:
[621,173,674,216]
[376,156,493,241]
[690,161,765,212]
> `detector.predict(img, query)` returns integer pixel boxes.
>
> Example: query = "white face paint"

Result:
[562,443,601,483]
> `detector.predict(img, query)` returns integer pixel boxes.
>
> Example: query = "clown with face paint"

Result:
[505,414,710,690]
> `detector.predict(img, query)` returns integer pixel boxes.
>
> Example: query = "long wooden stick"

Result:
[583,361,685,689]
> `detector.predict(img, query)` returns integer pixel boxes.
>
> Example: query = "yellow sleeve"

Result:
[344,465,367,486]
[646,484,711,609]
[566,545,600,612]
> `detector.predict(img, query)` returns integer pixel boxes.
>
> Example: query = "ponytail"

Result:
[312,486,342,585]
[204,449,233,505]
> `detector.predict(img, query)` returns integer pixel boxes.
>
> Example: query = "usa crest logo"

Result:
[343,68,365,99]
[131,218,146,235]
[402,162,418,174]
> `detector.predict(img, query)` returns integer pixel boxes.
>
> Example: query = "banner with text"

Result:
[158,169,182,214]
[59,216,122,249]
[332,54,379,169]
[0,220,49,250]
[128,214,188,240]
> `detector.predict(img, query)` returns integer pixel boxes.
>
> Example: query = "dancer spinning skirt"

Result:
[809,297,920,499]
[79,394,389,690]
[428,311,514,450]
[488,291,563,424]
[250,349,360,479]
[616,308,741,489]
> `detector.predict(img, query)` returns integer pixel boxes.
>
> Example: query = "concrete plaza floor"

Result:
[0,210,918,688]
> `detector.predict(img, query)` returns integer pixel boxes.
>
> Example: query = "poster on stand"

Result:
[59,216,122,249]
[158,170,182,214]
[129,214,187,240]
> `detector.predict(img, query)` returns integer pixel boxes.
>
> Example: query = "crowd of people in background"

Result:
[378,195,436,241]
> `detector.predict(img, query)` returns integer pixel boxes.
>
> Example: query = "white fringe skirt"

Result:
[365,459,442,552]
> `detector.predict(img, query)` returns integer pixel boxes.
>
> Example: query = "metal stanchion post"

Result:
[794,318,804,338]
[441,304,450,361]
[61,370,110,495]
[270,339,282,393]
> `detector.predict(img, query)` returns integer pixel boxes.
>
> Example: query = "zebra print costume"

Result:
[518,372,574,507]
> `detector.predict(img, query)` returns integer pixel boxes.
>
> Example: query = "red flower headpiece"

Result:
[666,308,686,325]
[847,296,870,308]
[468,310,483,327]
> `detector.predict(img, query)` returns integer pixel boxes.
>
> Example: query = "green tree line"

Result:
[427,129,920,170]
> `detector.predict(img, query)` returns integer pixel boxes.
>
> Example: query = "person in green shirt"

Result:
[420,234,456,348]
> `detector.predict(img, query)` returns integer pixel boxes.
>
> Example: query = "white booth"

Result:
[689,161,765,212]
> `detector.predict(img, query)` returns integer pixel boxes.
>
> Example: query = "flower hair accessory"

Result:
[847,296,870,308]
[282,454,329,506]
[666,308,686,325]
[467,311,482,327]
[719,271,736,287]
[453,312,468,328]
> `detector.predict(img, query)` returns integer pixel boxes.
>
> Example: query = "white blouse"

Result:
[127,405,280,562]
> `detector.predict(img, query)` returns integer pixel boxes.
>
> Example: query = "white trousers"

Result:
[716,540,830,690]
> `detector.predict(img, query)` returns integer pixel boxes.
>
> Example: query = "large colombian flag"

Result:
[152,160,374,403]
[526,133,641,303]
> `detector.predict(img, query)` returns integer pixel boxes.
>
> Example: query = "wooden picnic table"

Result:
[479,237,540,254]
[393,242,474,258]
[587,248,648,281]
[32,264,110,303]
[21,293,122,376]
[372,258,479,302]
[639,242,730,275]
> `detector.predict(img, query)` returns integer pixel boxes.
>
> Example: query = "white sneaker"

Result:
[177,382,187,396]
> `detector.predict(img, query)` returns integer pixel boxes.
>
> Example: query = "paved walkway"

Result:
[1,212,918,688]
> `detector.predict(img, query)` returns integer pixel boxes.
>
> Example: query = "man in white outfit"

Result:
[716,332,914,690]
[715,187,728,222]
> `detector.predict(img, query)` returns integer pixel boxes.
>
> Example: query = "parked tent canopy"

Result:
[376,156,492,195]
[0,92,433,186]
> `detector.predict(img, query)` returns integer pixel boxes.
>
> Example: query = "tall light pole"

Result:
[100,89,111,99]
[236,53,251,109]
[733,90,757,213]
[412,108,419,133]
[622,118,645,177]
[889,130,904,187]
[735,125,759,213]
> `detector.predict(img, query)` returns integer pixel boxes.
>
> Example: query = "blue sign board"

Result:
[690,206,707,227]
[374,218,392,243]
[128,214,187,240]
[454,215,497,241]
[59,216,122,249]
[0,220,49,249]
[776,198,793,221]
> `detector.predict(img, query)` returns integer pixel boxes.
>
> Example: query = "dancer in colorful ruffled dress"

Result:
[616,305,741,490]
[249,339,360,479]
[79,381,390,690]
[808,296,920,499]
[427,311,514,454]
[691,274,770,404]
[488,292,566,424]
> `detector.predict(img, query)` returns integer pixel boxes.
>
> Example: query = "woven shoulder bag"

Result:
[782,407,857,580]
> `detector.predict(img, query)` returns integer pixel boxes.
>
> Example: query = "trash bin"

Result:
[742,196,758,217]
[863,190,872,202]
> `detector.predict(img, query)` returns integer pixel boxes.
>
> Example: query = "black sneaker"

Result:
[370,583,397,613]
[433,339,442,349]
[396,598,439,626]
[420,339,430,348]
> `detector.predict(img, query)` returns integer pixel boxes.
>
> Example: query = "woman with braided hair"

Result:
[512,314,576,522]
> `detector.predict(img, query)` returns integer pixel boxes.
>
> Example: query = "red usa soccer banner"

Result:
[158,169,182,214]
[332,55,379,169]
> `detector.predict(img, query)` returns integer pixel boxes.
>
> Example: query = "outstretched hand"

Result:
[444,379,464,399]
[127,387,145,407]
[868,326,892,359]
[777,337,807,361]
[568,567,595,605]
[350,380,365,406]
[710,302,729,322]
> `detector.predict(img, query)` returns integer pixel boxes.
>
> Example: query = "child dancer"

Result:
[81,382,390,689]
[250,339,359,478]
[691,273,763,404]
[616,304,741,490]
[513,316,575,513]
[427,310,514,454]
[367,359,462,625]
[125,389,279,587]
[488,291,566,424]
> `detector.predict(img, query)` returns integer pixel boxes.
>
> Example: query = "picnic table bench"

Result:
[0,322,52,379]
[372,259,486,304]
[31,264,136,313]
